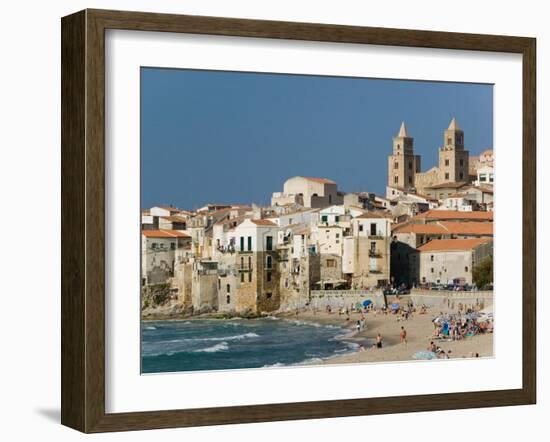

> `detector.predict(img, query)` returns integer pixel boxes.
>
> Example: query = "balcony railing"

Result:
[369,250,382,258]
[368,235,385,240]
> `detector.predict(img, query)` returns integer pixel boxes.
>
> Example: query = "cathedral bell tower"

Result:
[387,122,421,190]
[438,118,469,183]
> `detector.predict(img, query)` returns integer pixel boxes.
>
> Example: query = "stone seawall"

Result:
[410,289,494,310]
[309,290,385,310]
[307,289,493,311]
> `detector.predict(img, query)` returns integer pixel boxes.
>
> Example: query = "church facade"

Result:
[387,119,471,196]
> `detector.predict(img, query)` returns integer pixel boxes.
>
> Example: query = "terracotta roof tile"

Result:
[413,210,493,221]
[394,221,493,236]
[142,230,190,238]
[250,219,278,227]
[418,238,492,252]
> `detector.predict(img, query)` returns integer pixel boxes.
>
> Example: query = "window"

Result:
[266,256,273,269]
[170,242,176,250]
[328,194,332,204]
[240,236,244,251]
[447,137,452,145]
[248,272,252,282]
[430,255,434,262]
[445,159,449,166]
[335,216,340,223]
[226,295,231,304]
[459,172,464,179]
[431,268,434,273]
[266,271,272,282]
[240,256,244,268]
[152,242,158,250]
[218,279,221,289]
[394,176,399,184]
[248,256,252,269]
[370,242,376,252]
[241,272,245,283]
[394,162,399,169]
[266,292,273,299]
[326,259,336,268]
[445,172,449,180]
[226,284,230,293]
[397,144,400,150]
[321,215,328,222]
[370,223,377,236]
[266,236,273,251]
[460,159,464,166]
[408,161,412,170]
[247,236,252,251]
[336,233,340,238]
[359,224,364,232]
[408,176,412,185]
[465,266,469,272]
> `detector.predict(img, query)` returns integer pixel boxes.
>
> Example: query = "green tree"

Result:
[473,255,493,288]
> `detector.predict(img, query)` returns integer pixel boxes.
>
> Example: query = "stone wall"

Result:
[309,289,384,310]
[410,289,493,310]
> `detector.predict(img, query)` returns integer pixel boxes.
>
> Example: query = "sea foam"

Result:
[194,342,229,353]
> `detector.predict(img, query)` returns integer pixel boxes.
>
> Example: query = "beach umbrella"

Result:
[391,303,400,311]
[413,351,438,360]
[362,300,372,307]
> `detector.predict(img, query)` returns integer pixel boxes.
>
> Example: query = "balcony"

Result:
[368,235,385,240]
[369,250,382,258]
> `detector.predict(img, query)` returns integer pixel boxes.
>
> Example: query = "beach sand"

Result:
[278,307,493,365]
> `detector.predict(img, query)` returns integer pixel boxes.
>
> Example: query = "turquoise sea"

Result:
[141,317,359,373]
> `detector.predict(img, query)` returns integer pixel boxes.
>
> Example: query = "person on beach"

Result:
[376,333,383,349]
[356,320,361,332]
[400,326,407,344]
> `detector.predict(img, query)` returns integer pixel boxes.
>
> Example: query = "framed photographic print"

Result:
[61,9,536,433]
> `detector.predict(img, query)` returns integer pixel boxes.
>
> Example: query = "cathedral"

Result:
[387,118,471,195]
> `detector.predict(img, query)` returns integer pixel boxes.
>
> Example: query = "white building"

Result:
[475,165,494,186]
[141,230,192,285]
[271,176,343,208]
[234,219,280,252]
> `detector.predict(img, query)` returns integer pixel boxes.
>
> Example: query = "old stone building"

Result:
[342,212,392,288]
[387,122,421,190]
[234,219,281,313]
[417,238,493,285]
[387,118,474,195]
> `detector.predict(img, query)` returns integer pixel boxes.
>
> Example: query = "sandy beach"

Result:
[278,306,493,365]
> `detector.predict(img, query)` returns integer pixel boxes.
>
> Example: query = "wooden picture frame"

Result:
[61,8,536,433]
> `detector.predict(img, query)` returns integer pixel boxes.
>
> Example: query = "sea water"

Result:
[141,317,358,373]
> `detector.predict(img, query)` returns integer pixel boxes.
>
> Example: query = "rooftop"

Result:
[394,221,493,236]
[250,219,278,227]
[142,230,191,238]
[425,181,468,190]
[418,238,492,252]
[413,210,493,221]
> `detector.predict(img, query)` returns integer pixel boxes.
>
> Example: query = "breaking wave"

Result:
[194,342,229,353]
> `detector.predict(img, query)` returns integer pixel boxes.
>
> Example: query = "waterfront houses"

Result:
[141,119,494,317]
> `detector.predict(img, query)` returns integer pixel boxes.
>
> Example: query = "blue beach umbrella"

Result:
[391,303,400,311]
[362,300,372,307]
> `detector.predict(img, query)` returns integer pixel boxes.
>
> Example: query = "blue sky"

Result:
[141,68,493,210]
